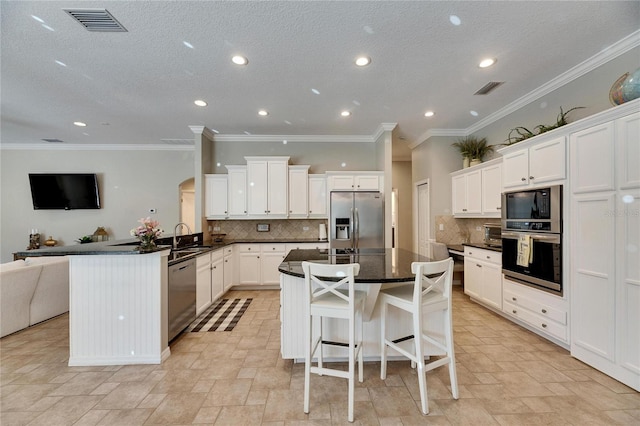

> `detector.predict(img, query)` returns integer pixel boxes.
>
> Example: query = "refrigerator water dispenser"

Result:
[335,217,350,240]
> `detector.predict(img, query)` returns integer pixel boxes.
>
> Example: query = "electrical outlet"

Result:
[208,225,212,232]
[213,226,221,231]
[476,226,482,231]
[439,224,444,231]
[303,226,309,231]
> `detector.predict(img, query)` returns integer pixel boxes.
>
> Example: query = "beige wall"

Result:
[0,148,194,262]
[392,161,413,251]
[209,140,379,173]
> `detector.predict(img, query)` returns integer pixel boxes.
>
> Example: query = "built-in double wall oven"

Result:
[501,185,563,295]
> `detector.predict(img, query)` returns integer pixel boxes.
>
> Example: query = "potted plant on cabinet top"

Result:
[452,136,494,168]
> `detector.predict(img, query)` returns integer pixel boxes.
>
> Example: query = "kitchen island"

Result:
[278,248,444,360]
[15,240,172,366]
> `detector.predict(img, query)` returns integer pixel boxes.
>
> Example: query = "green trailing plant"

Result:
[76,235,93,244]
[452,136,494,161]
[506,106,585,145]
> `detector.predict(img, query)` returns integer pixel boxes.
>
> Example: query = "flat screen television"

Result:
[29,173,101,210]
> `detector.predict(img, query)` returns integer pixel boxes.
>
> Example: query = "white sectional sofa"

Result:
[0,256,69,338]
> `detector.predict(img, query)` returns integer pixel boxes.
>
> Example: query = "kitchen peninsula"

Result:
[15,241,172,366]
[278,248,445,360]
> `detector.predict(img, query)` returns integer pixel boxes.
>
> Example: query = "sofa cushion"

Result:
[25,256,69,326]
[1,263,42,337]
[0,260,27,273]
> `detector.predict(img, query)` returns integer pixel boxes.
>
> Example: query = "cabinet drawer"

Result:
[223,246,233,256]
[263,243,287,253]
[504,300,567,341]
[237,244,261,253]
[464,247,501,265]
[211,248,224,262]
[503,288,566,325]
[196,252,211,269]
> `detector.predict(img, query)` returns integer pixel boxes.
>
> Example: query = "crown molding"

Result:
[409,128,466,149]
[0,143,194,151]
[211,133,375,143]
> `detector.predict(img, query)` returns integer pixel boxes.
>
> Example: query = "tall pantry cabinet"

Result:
[569,107,639,391]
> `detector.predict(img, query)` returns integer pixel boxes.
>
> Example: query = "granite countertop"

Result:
[278,248,433,283]
[462,242,502,252]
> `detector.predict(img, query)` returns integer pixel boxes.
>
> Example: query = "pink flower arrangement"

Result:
[130,217,163,247]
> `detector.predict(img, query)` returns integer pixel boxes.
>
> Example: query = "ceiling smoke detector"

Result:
[63,9,127,32]
[474,81,504,95]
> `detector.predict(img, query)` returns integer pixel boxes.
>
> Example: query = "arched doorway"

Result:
[179,178,195,232]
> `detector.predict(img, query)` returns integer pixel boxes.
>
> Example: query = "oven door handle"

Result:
[502,232,560,243]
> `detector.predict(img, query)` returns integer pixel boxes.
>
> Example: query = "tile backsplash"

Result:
[208,219,328,240]
[435,215,500,245]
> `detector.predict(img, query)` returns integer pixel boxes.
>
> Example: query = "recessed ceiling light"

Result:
[341,111,351,117]
[470,110,479,117]
[284,120,292,125]
[283,140,288,145]
[211,129,219,133]
[42,24,55,31]
[194,100,207,107]
[341,162,347,168]
[216,162,221,167]
[355,56,371,67]
[73,121,87,127]
[479,58,497,68]
[31,15,45,23]
[258,109,269,116]
[424,111,435,117]
[232,55,248,65]
[311,88,320,95]
[449,15,461,26]
[55,60,67,67]
[183,41,194,49]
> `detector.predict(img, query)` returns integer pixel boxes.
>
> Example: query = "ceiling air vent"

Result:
[474,81,504,95]
[42,138,64,143]
[63,9,127,32]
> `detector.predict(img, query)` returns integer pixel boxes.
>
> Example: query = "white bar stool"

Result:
[302,261,365,423]
[379,258,459,414]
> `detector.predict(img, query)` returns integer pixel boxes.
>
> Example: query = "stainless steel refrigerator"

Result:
[330,191,384,250]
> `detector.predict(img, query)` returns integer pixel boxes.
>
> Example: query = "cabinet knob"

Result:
[225,259,228,263]
[541,323,547,328]
[541,308,547,314]
[257,256,260,259]
[521,177,526,181]
[272,247,276,250]
[244,210,247,213]
[512,297,517,301]
[486,256,490,259]
[512,310,517,314]
[462,208,467,212]
[213,266,216,269]
[289,210,292,213]
[248,248,251,250]
[476,264,482,268]
[530,176,534,180]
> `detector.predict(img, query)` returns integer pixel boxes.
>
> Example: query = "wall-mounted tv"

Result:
[29,173,101,210]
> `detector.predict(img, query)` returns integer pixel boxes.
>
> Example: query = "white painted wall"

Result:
[0,148,194,262]
[392,161,413,251]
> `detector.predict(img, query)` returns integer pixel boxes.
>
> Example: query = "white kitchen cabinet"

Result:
[246,156,289,217]
[205,174,228,219]
[451,169,482,216]
[326,172,382,191]
[237,244,261,285]
[211,249,224,301]
[463,246,502,310]
[503,278,568,343]
[569,110,640,391]
[223,246,234,291]
[226,165,247,217]
[481,162,502,216]
[288,165,310,218]
[285,242,329,254]
[196,253,212,316]
[261,243,287,285]
[308,174,327,218]
[501,136,566,189]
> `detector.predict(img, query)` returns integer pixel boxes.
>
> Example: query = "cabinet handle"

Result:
[541,309,547,314]
[530,176,534,180]
[476,264,482,268]
[541,323,547,328]
[462,208,467,212]
[512,310,517,314]
[497,207,501,210]
[521,177,526,181]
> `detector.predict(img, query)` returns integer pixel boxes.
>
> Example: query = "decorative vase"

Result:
[469,158,482,167]
[621,67,640,103]
[462,157,470,169]
[139,239,157,252]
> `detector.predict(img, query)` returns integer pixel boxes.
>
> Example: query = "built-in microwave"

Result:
[501,185,562,233]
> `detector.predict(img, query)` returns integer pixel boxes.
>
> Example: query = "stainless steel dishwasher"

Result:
[168,258,196,341]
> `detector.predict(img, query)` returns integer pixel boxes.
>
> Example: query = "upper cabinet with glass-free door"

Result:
[246,156,289,217]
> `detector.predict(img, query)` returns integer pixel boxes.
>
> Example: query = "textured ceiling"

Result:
[1,1,639,154]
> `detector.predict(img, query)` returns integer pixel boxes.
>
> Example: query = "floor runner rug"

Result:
[188,298,252,332]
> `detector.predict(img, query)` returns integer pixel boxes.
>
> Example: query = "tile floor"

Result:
[1,287,639,425]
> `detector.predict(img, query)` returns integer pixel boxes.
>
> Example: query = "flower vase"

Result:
[462,157,470,169]
[139,239,157,252]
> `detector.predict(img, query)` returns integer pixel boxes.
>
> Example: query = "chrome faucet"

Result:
[173,222,192,249]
